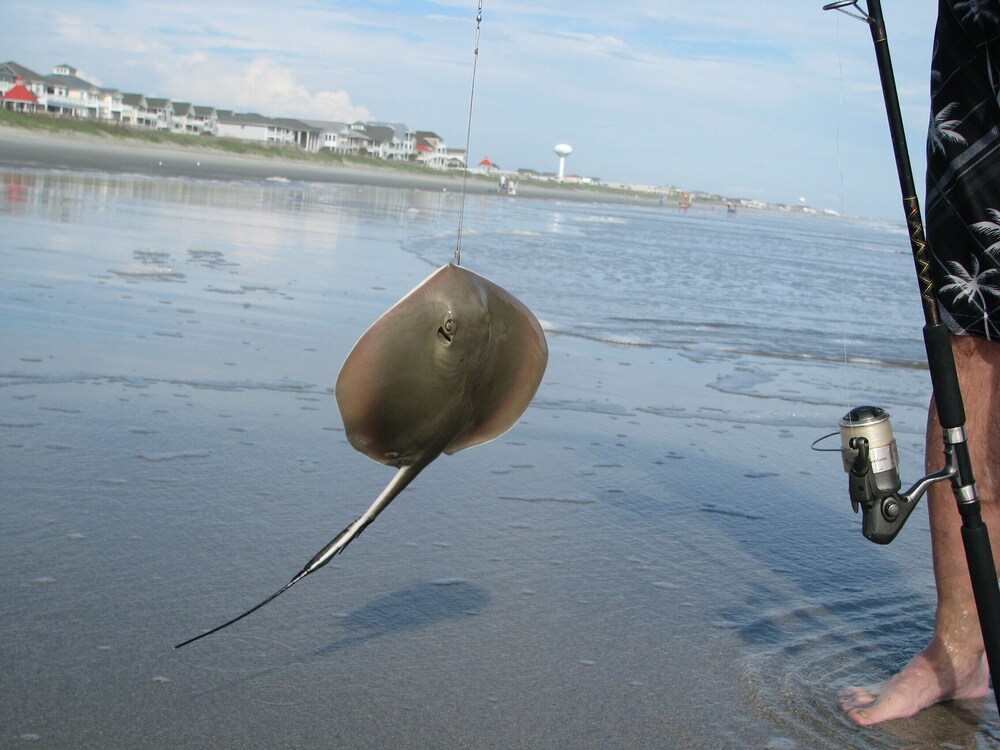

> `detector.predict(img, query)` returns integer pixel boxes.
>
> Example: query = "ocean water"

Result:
[2,168,997,748]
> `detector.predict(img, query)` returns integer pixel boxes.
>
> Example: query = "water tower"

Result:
[554,143,572,182]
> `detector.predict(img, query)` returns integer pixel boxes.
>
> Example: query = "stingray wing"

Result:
[443,266,548,455]
[335,266,455,466]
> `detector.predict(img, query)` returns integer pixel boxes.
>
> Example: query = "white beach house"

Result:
[0,58,465,168]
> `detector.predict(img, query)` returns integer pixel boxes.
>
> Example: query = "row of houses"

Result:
[0,60,467,169]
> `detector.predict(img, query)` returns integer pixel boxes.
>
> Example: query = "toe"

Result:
[845,706,879,727]
[838,685,876,711]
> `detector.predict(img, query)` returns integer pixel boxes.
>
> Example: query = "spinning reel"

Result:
[816,406,957,544]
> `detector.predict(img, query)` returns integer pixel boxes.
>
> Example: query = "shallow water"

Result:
[2,168,998,748]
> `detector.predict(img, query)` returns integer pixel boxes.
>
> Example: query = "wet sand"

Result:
[2,167,997,748]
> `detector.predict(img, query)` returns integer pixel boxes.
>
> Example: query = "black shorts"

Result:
[926,0,1000,340]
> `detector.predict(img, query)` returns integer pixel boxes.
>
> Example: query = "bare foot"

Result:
[839,644,990,725]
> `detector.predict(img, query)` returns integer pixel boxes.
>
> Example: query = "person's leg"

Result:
[839,334,1000,725]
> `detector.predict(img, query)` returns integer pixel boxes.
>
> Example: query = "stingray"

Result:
[176,263,548,648]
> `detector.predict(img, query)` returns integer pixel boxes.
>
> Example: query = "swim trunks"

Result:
[926,0,1000,341]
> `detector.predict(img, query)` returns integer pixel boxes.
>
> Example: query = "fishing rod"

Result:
[822,0,1000,713]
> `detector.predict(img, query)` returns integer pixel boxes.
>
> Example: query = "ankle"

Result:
[916,637,989,697]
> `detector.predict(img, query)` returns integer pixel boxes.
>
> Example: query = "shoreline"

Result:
[0,124,683,206]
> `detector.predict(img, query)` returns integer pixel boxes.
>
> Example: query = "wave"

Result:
[112,264,185,281]
[0,371,322,394]
[540,322,926,370]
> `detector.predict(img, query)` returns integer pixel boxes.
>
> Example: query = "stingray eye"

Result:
[438,318,456,345]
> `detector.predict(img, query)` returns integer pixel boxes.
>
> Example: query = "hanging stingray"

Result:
[176,263,548,648]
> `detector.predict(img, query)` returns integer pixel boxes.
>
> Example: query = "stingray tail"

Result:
[174,462,428,649]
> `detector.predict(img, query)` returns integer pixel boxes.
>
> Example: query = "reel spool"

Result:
[839,406,899,481]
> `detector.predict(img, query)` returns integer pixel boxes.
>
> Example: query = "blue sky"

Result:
[2,1,939,219]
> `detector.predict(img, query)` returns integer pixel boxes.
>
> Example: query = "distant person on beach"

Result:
[839,0,1000,725]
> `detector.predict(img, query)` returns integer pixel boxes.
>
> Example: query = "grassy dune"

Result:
[0,109,449,174]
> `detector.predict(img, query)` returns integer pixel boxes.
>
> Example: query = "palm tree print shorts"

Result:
[926,0,1000,341]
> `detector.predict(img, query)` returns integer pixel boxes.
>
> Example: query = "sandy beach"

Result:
[0,124,663,205]
[3,149,994,748]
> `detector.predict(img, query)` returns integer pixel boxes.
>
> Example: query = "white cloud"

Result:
[46,6,375,120]
[227,58,373,121]
[160,57,373,121]
[310,89,372,122]
[54,13,162,57]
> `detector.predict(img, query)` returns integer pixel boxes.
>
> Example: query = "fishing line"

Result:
[828,1,902,440]
[454,0,484,267]
[834,9,854,419]
[832,7,867,437]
